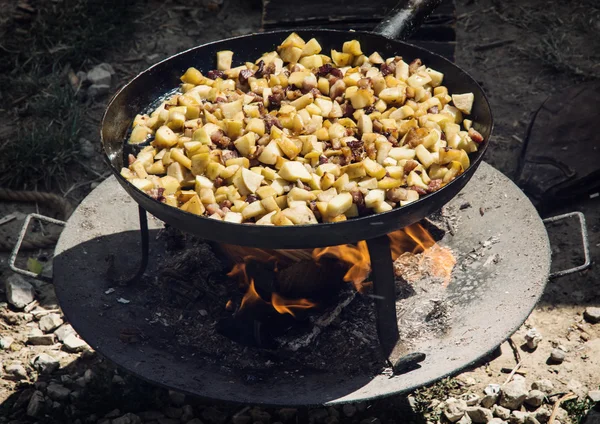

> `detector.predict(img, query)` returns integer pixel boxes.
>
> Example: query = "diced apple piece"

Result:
[314,97,333,117]
[425,68,444,87]
[241,168,264,193]
[395,60,409,81]
[258,140,283,165]
[255,211,276,225]
[146,161,165,175]
[451,93,475,115]
[375,139,393,164]
[256,185,278,199]
[317,187,338,203]
[190,153,210,175]
[291,92,314,110]
[358,177,378,189]
[181,194,206,215]
[368,52,384,64]
[415,144,435,169]
[331,50,352,67]
[271,211,294,226]
[407,170,428,189]
[160,175,180,195]
[373,201,393,213]
[282,204,318,225]
[131,178,153,192]
[217,50,233,71]
[299,54,323,69]
[279,161,312,182]
[342,162,366,179]
[287,187,317,203]
[357,113,373,134]
[342,40,362,56]
[170,149,192,170]
[349,89,375,109]
[301,37,322,56]
[442,104,463,124]
[180,67,205,85]
[195,175,214,190]
[199,188,216,205]
[234,132,256,157]
[223,211,243,223]
[241,200,266,219]
[167,162,185,182]
[378,87,406,105]
[154,125,178,148]
[407,71,432,88]
[220,99,243,119]
[326,192,353,217]
[364,189,385,208]
[362,157,387,179]
[129,125,152,144]
[377,177,403,189]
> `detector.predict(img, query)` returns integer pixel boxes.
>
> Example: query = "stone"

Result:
[534,406,552,423]
[500,379,528,410]
[0,336,14,349]
[168,390,186,406]
[157,419,179,424]
[84,368,95,383]
[531,380,554,394]
[231,414,251,424]
[309,408,329,422]
[493,405,511,420]
[461,393,481,406]
[279,408,298,421]
[105,409,122,418]
[54,324,76,342]
[39,313,63,332]
[27,328,56,345]
[63,334,89,352]
[555,407,568,422]
[112,375,125,385]
[489,419,507,424]
[27,390,45,417]
[164,407,182,419]
[5,274,35,309]
[525,390,545,408]
[187,420,204,424]
[138,411,164,420]
[485,384,502,396]
[444,398,468,423]
[112,413,141,424]
[46,383,70,401]
[466,406,494,423]
[588,390,600,402]
[481,394,500,408]
[328,407,340,418]
[584,307,600,324]
[87,84,110,98]
[97,63,116,76]
[525,416,541,424]
[79,137,96,159]
[342,404,357,417]
[32,353,60,374]
[249,407,272,422]
[202,406,227,424]
[5,362,28,380]
[524,328,543,350]
[181,405,194,422]
[549,348,566,364]
[509,411,528,424]
[87,66,112,86]
[457,414,472,424]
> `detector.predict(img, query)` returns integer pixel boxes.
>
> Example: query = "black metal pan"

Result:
[101,0,493,249]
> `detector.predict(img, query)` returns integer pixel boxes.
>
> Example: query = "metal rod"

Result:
[366,235,399,356]
[543,211,591,278]
[122,205,150,285]
[373,0,444,40]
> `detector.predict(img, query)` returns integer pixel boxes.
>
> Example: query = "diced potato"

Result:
[223,211,243,223]
[282,204,318,225]
[343,40,362,56]
[217,50,233,71]
[241,167,264,193]
[378,87,406,105]
[129,125,152,144]
[234,132,256,157]
[331,50,352,67]
[154,126,178,149]
[256,211,276,225]
[349,89,375,109]
[258,140,283,165]
[278,161,312,182]
[181,194,206,215]
[452,93,475,115]
[272,211,294,226]
[342,162,366,179]
[425,68,444,87]
[327,192,353,217]
[130,178,153,192]
[363,157,386,179]
[242,201,266,219]
[364,189,385,208]
[180,67,205,85]
[288,187,316,202]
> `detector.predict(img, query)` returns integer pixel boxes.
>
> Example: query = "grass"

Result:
[0,0,135,190]
[563,397,596,424]
[410,377,464,421]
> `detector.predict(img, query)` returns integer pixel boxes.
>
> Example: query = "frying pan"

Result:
[101,0,493,249]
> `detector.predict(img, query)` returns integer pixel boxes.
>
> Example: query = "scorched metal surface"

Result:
[52,162,550,406]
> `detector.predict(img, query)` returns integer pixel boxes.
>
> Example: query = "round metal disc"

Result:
[53,162,550,406]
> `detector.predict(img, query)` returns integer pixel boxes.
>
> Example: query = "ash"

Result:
[138,224,453,379]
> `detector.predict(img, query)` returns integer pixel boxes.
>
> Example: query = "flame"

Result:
[272,293,316,316]
[313,241,371,292]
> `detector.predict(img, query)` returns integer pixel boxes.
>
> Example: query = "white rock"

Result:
[5,274,35,309]
[489,418,507,424]
[550,348,566,363]
[466,406,493,423]
[509,410,529,424]
[588,390,600,403]
[87,66,112,85]
[457,414,472,424]
[584,307,600,324]
[460,393,480,406]
[524,328,542,350]
[27,328,55,346]
[485,384,502,396]
[493,405,511,420]
[500,379,528,410]
[534,406,552,423]
[39,313,63,333]
[525,390,545,408]
[79,137,95,158]
[88,83,110,98]
[46,383,70,400]
[27,390,45,417]
[4,362,28,380]
[444,398,468,422]
[96,62,116,76]
[0,336,14,349]
[32,353,60,374]
[531,380,554,394]
[54,324,76,342]
[63,334,89,352]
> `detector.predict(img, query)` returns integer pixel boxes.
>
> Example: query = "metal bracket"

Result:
[543,211,591,278]
[9,213,66,279]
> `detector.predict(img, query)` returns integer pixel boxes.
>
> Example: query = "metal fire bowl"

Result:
[53,162,550,406]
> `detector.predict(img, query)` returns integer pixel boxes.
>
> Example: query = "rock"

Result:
[87,84,110,98]
[84,368,95,383]
[76,71,87,85]
[328,407,340,418]
[112,375,125,385]
[588,390,600,402]
[138,411,164,420]
[342,404,357,417]
[549,348,566,364]
[169,390,186,406]
[567,379,587,398]
[112,413,141,424]
[582,409,600,424]
[555,407,568,422]
[231,415,251,424]
[309,408,329,422]
[27,328,55,345]
[489,419,507,424]
[525,416,541,424]
[444,398,468,423]
[39,313,63,332]
[105,409,122,418]
[524,390,545,408]
[164,407,182,419]
[466,406,494,423]
[5,362,28,380]
[461,393,480,406]
[509,411,529,424]
[32,353,60,374]
[54,324,76,342]
[96,63,116,76]
[87,66,112,86]
[188,420,205,424]
[46,383,70,401]
[493,405,511,420]
[27,390,45,417]
[5,274,35,309]
[534,406,552,423]
[249,407,271,422]
[0,336,14,349]
[584,307,600,324]
[531,380,554,394]
[157,419,179,424]
[181,405,194,422]
[79,137,96,159]
[524,328,542,350]
[481,394,500,408]
[500,379,528,410]
[202,406,227,424]
[63,334,89,352]
[457,414,472,424]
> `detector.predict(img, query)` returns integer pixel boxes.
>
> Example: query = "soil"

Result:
[0,0,598,422]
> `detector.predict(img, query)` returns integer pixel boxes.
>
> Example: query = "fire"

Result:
[224,223,455,318]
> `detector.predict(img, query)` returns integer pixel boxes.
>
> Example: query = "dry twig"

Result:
[548,393,577,424]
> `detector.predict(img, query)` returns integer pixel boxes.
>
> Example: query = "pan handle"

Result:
[373,0,445,40]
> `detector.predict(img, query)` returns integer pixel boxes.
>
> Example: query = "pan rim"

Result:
[101,29,494,237]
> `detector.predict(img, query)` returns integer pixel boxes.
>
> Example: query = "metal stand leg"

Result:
[366,235,399,356]
[115,206,150,285]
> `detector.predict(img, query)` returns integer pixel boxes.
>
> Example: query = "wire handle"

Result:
[373,0,444,40]
[9,213,66,280]
[543,211,591,278]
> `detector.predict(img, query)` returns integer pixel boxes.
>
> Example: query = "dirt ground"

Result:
[0,0,598,423]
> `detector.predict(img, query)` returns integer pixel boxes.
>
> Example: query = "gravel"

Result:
[444,398,468,422]
[27,328,56,345]
[46,383,71,400]
[54,323,76,342]
[0,335,14,349]
[465,406,494,423]
[549,348,566,364]
[500,379,528,410]
[4,362,28,380]
[63,333,89,352]
[5,274,35,309]
[583,307,600,324]
[509,410,529,424]
[525,390,545,408]
[531,380,554,394]
[32,353,60,374]
[39,313,64,332]
[493,405,511,420]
